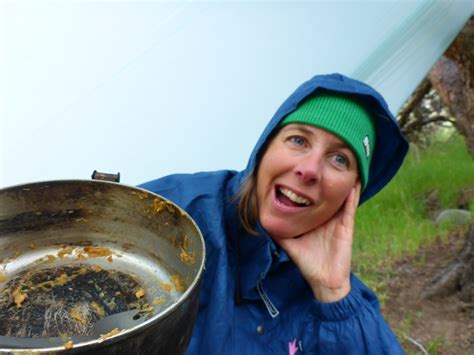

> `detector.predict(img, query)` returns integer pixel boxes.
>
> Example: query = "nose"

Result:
[294,151,323,184]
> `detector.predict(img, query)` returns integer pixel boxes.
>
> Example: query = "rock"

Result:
[435,209,472,226]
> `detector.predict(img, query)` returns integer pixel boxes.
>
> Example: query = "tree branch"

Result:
[401,115,455,135]
[422,116,456,126]
[403,335,429,355]
[398,78,432,128]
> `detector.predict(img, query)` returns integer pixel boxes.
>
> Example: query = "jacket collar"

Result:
[239,223,291,298]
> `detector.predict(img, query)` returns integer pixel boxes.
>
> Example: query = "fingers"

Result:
[353,180,362,207]
[342,180,361,229]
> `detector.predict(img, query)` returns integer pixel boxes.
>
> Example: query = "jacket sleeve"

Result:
[306,273,404,354]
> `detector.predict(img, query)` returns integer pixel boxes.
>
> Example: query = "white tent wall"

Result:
[1,1,472,187]
[354,0,473,114]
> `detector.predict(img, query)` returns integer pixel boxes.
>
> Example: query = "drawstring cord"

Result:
[257,274,280,318]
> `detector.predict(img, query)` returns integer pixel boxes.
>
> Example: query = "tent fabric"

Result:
[1,1,472,187]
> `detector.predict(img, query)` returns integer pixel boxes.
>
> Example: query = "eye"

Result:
[288,136,306,146]
[332,154,348,167]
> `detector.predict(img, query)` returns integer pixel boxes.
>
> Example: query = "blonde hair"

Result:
[236,171,260,236]
[236,129,278,236]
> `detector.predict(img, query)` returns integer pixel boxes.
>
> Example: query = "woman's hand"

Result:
[277,181,361,302]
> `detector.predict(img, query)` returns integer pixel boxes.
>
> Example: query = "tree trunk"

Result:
[428,17,474,157]
[421,224,474,302]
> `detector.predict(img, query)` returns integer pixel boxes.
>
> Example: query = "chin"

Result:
[260,216,302,240]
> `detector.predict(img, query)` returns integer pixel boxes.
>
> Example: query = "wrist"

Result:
[312,283,351,303]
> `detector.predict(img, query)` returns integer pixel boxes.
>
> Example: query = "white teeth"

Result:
[279,187,310,206]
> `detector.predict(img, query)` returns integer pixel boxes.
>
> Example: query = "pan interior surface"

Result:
[0,243,185,339]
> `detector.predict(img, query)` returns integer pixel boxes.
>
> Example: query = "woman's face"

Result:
[256,123,359,240]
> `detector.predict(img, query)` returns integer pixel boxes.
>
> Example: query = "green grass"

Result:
[392,310,446,354]
[425,337,445,354]
[352,131,473,298]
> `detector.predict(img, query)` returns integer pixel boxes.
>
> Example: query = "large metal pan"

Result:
[0,180,205,354]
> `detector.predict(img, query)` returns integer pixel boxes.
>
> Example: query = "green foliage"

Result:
[353,131,473,292]
[392,311,445,355]
[425,337,445,354]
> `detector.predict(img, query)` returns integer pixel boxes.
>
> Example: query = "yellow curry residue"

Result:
[69,307,88,325]
[180,247,195,265]
[91,302,105,317]
[57,246,74,258]
[91,265,103,273]
[169,274,186,292]
[12,286,27,308]
[83,246,112,258]
[98,328,123,342]
[135,288,145,299]
[55,274,68,286]
[152,296,165,305]
[153,198,176,214]
[179,234,195,265]
[160,283,173,293]
[46,255,56,262]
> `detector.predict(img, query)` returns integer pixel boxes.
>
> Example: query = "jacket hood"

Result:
[240,73,409,204]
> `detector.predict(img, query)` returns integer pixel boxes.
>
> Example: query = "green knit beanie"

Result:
[279,91,376,191]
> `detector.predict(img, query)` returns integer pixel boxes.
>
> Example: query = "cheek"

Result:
[255,168,271,213]
[255,147,285,196]
[325,174,357,204]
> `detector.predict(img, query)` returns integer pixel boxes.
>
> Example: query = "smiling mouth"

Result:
[276,186,311,207]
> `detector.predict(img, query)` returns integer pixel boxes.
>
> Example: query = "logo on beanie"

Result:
[363,135,370,158]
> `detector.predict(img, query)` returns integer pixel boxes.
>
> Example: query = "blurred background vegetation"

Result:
[351,17,473,353]
[353,16,473,302]
[353,128,473,301]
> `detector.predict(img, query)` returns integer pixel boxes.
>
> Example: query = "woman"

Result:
[140,73,408,354]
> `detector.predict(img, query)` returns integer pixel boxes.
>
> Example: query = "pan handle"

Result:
[91,170,120,182]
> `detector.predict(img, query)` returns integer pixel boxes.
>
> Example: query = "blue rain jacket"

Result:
[140,74,406,354]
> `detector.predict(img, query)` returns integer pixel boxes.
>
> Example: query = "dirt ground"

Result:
[383,231,474,354]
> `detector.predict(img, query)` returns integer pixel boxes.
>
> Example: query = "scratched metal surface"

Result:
[0,180,205,354]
